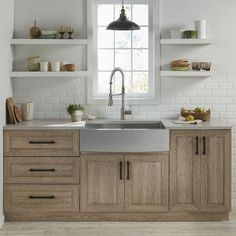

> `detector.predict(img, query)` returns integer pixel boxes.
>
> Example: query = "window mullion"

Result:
[131,4,133,94]
[113,4,116,93]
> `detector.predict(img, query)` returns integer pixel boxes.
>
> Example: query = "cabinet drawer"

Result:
[4,130,80,156]
[4,185,79,212]
[4,157,79,184]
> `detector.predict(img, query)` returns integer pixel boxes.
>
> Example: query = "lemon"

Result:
[186,115,194,121]
[195,107,203,112]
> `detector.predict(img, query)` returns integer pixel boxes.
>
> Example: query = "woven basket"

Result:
[181,108,211,121]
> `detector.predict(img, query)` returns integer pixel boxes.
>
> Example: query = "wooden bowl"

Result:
[65,64,75,72]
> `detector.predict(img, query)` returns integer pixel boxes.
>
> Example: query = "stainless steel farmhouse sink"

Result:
[86,122,164,130]
[80,121,169,153]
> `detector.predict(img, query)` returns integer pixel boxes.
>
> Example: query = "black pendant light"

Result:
[106,0,140,31]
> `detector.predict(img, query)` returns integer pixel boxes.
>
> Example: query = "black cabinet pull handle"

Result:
[120,162,123,180]
[29,169,55,172]
[203,136,206,155]
[29,196,55,199]
[196,137,199,155]
[127,161,130,180]
[29,141,55,144]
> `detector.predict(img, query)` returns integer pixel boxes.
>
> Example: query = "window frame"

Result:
[87,0,160,105]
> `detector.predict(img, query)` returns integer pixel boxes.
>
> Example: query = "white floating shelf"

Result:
[160,39,212,45]
[10,39,88,45]
[10,71,88,78]
[161,71,212,77]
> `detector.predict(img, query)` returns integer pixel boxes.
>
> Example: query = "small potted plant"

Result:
[66,104,85,122]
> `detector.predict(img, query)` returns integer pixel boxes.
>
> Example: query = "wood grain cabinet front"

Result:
[200,130,231,212]
[170,130,231,213]
[80,155,125,212]
[4,156,79,184]
[4,130,80,157]
[4,185,79,212]
[80,153,169,213]
[125,154,169,212]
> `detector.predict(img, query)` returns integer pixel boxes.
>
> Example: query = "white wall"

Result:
[0,0,14,226]
[12,0,236,209]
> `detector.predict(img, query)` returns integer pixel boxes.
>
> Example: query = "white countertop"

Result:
[3,119,234,130]
[3,120,86,130]
[162,119,233,130]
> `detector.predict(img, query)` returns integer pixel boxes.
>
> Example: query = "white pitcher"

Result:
[21,102,34,121]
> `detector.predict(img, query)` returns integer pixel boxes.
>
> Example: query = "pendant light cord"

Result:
[122,0,124,7]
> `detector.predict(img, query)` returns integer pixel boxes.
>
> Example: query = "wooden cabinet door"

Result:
[125,154,169,212]
[201,130,231,212]
[170,130,201,212]
[80,155,125,212]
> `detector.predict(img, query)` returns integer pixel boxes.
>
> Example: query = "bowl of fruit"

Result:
[181,107,211,121]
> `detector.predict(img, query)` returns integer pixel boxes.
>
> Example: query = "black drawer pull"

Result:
[29,196,55,199]
[202,136,206,155]
[195,137,199,155]
[127,161,130,180]
[29,169,55,172]
[120,161,123,180]
[29,141,55,144]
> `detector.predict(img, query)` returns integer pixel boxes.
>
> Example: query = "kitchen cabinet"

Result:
[4,156,79,184]
[170,130,201,212]
[4,184,79,212]
[170,130,231,212]
[80,155,125,212]
[4,129,80,216]
[200,130,231,212]
[125,154,168,212]
[80,153,169,212]
[4,130,80,157]
[3,128,231,221]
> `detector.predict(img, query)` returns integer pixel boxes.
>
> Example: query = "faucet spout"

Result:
[108,67,131,120]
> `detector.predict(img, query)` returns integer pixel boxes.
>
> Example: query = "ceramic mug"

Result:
[40,62,49,72]
[51,61,61,72]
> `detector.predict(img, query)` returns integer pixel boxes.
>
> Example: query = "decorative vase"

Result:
[27,56,40,71]
[30,20,41,39]
[71,110,83,122]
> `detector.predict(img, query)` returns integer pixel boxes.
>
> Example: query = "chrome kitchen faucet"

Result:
[108,67,132,120]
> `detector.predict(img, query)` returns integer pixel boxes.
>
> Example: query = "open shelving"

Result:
[160,39,212,45]
[160,71,212,77]
[10,39,88,45]
[10,71,88,78]
[10,38,88,78]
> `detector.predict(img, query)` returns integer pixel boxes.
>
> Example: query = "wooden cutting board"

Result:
[6,97,18,124]
[14,105,23,123]
[173,119,202,124]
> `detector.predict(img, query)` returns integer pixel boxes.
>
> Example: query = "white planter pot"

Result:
[71,110,83,122]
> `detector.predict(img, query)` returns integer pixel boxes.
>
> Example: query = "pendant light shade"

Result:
[106,1,140,31]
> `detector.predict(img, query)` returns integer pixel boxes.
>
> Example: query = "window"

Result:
[89,0,157,103]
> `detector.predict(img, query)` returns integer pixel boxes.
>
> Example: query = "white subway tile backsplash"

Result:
[182,90,197,96]
[37,105,52,112]
[59,98,74,105]
[44,112,59,120]
[52,105,67,112]
[212,90,226,97]
[197,90,212,96]
[219,98,234,104]
[45,98,60,105]
[190,98,205,105]
[205,83,219,89]
[204,97,219,104]
[219,82,235,89]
